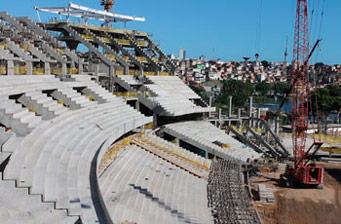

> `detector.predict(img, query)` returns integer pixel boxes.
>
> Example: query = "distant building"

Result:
[179,48,186,61]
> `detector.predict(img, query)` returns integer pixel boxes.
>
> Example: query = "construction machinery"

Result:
[280,0,324,188]
[100,0,114,12]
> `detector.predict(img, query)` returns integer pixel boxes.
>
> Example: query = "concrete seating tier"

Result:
[207,159,261,224]
[0,127,12,147]
[164,121,261,162]
[0,75,151,223]
[119,75,143,86]
[132,133,211,178]
[0,128,12,164]
[17,91,69,120]
[141,75,214,116]
[140,95,215,117]
[73,75,123,103]
[143,132,211,167]
[0,75,126,136]
[154,96,214,116]
[113,75,143,91]
[0,97,42,136]
[50,88,96,109]
[0,181,78,224]
[145,76,200,99]
[3,102,150,223]
[99,145,214,224]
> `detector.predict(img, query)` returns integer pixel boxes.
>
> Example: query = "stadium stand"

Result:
[0,9,265,224]
[132,132,211,179]
[0,75,151,223]
[139,75,215,116]
[99,145,214,224]
[163,121,262,162]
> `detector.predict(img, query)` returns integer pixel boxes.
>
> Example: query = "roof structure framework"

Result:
[35,2,145,24]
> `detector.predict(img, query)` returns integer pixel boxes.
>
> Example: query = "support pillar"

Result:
[238,108,242,128]
[124,65,129,75]
[256,108,261,128]
[109,66,114,92]
[249,96,253,127]
[44,63,51,75]
[275,117,279,135]
[95,64,100,82]
[7,60,14,75]
[135,100,140,112]
[174,137,180,146]
[228,96,233,126]
[27,62,33,75]
[219,108,222,128]
[78,59,84,74]
[209,96,213,117]
[61,63,67,75]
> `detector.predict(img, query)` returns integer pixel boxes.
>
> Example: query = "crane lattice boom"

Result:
[292,0,309,169]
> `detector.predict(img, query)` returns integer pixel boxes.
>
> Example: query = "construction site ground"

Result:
[251,162,341,224]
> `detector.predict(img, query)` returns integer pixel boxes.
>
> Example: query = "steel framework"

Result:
[35,2,145,23]
[292,0,309,170]
[289,0,324,187]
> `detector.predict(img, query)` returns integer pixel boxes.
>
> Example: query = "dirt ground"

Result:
[252,163,341,224]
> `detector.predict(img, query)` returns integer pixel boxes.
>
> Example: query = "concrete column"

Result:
[61,63,67,75]
[78,59,84,74]
[109,66,115,92]
[228,96,233,117]
[275,116,280,135]
[95,64,100,82]
[238,108,242,128]
[219,108,222,128]
[153,112,157,129]
[209,96,213,117]
[228,96,233,126]
[44,63,51,75]
[249,96,253,127]
[27,62,33,75]
[135,100,140,112]
[256,108,261,128]
[7,60,14,75]
[174,137,180,146]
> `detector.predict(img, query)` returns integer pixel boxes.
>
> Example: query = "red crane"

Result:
[283,0,324,187]
[100,0,115,12]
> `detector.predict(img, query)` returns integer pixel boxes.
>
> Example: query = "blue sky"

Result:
[1,0,340,64]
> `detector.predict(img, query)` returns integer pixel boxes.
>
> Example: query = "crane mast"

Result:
[283,0,324,187]
[292,0,309,170]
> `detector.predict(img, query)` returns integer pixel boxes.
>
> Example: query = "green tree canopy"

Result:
[255,81,271,96]
[273,82,291,96]
[217,79,254,107]
[310,86,341,114]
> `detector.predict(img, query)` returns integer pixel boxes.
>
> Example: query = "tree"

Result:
[255,81,271,96]
[217,80,254,107]
[261,60,270,69]
[273,82,291,96]
[310,86,341,115]
[190,85,208,102]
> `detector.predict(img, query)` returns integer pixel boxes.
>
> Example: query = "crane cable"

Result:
[309,0,326,141]
[315,0,326,141]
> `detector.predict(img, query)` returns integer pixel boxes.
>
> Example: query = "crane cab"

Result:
[296,164,324,187]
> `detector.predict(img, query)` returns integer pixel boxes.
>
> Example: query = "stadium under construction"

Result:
[0,1,340,224]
